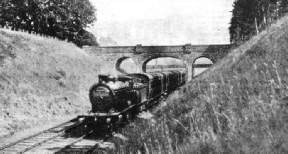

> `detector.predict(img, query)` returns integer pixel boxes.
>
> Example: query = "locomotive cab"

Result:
[79,71,187,132]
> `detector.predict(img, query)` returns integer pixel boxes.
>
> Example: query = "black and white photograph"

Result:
[0,0,288,153]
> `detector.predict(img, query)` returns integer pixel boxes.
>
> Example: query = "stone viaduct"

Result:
[84,44,231,81]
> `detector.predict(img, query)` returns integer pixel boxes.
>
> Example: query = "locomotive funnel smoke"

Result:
[110,68,118,78]
[99,65,112,75]
[99,65,119,78]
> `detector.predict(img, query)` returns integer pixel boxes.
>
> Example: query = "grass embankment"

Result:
[112,17,288,153]
[0,29,101,138]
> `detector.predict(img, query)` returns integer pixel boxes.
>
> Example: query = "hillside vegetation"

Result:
[112,16,288,153]
[0,29,101,138]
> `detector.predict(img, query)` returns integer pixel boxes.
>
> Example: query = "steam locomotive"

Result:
[78,70,186,131]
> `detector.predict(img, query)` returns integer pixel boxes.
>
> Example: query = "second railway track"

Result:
[0,118,81,154]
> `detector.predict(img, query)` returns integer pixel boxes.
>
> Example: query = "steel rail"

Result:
[55,131,110,154]
[0,118,80,153]
[55,130,94,153]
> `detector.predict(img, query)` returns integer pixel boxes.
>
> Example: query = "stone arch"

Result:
[83,44,231,80]
[192,56,214,78]
[141,56,185,73]
[115,56,137,74]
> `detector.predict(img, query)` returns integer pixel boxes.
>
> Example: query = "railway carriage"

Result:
[148,72,163,99]
[170,70,186,86]
[79,70,186,132]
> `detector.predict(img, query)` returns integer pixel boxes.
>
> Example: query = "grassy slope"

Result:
[0,29,101,138]
[112,17,288,153]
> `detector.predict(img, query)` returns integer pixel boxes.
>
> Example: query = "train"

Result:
[78,70,186,132]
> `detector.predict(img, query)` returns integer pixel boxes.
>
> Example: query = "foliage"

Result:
[230,0,288,44]
[0,28,101,138]
[74,29,98,47]
[0,0,97,47]
[110,16,288,153]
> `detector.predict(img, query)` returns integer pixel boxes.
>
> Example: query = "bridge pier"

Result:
[135,61,144,73]
[187,64,193,82]
[83,44,231,81]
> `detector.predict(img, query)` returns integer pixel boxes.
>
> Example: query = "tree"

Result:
[74,29,98,47]
[229,0,286,44]
[229,0,258,43]
[0,0,98,47]
[0,0,13,28]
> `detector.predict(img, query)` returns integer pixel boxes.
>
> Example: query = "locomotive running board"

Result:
[78,104,138,117]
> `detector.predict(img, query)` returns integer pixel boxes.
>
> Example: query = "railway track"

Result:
[24,129,112,154]
[54,131,112,154]
[0,118,81,154]
[0,94,171,153]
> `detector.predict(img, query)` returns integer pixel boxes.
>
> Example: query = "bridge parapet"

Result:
[84,44,231,80]
[135,44,185,54]
[84,44,230,55]
[83,46,134,53]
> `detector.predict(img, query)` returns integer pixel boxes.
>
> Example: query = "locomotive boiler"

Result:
[78,70,186,131]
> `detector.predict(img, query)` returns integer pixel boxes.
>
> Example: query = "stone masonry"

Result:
[84,44,231,81]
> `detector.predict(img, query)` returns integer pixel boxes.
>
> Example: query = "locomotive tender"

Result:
[78,70,186,130]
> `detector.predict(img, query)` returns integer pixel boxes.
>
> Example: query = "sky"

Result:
[88,0,234,46]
